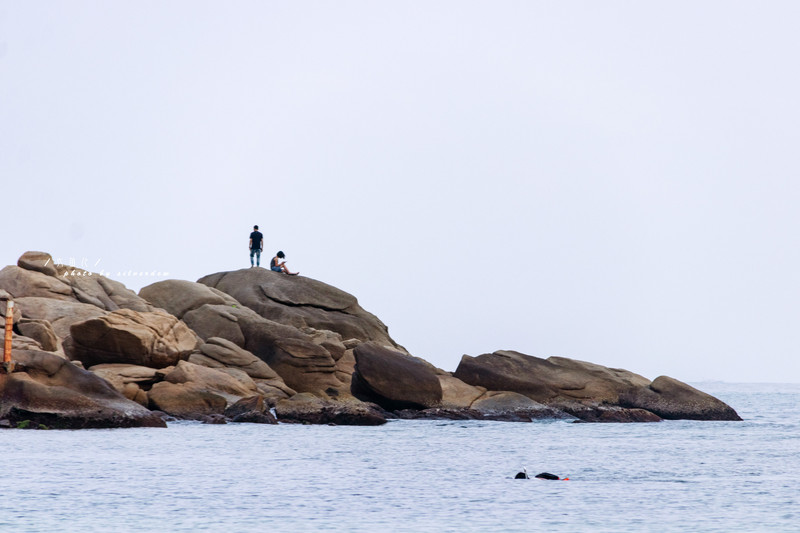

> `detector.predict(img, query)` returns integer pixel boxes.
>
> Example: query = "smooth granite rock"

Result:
[0,349,165,429]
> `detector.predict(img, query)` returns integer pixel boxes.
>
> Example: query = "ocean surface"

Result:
[2,383,798,532]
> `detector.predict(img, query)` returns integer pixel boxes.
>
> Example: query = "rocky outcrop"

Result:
[454,351,740,422]
[351,343,442,410]
[67,309,200,368]
[0,252,742,427]
[0,349,165,429]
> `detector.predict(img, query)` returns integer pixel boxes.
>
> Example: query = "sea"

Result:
[1,382,798,533]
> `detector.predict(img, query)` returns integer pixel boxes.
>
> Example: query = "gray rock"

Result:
[2,252,155,313]
[275,393,386,426]
[17,318,59,352]
[67,309,200,368]
[224,395,277,424]
[0,349,165,429]
[352,343,442,410]
[14,297,106,339]
[17,251,58,277]
[140,280,343,395]
[198,268,401,350]
[620,376,742,421]
[148,381,228,419]
[454,350,650,405]
[471,391,575,420]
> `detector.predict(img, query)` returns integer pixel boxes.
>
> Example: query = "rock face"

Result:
[351,343,442,410]
[454,351,740,422]
[0,350,166,429]
[140,279,344,395]
[198,268,400,350]
[67,309,200,368]
[0,252,742,426]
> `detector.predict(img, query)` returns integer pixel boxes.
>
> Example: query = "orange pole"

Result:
[3,300,12,363]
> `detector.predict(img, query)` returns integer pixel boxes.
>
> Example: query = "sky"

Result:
[2,1,799,383]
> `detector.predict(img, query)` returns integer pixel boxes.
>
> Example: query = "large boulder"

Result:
[454,351,650,404]
[17,251,58,277]
[67,309,200,368]
[162,360,260,405]
[620,376,742,421]
[148,382,227,419]
[0,349,165,428]
[352,343,442,410]
[17,318,59,352]
[140,279,239,318]
[146,360,263,419]
[198,268,401,350]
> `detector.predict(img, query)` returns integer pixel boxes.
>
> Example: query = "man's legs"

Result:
[250,248,260,267]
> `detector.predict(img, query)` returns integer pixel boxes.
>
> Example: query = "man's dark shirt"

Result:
[250,231,263,250]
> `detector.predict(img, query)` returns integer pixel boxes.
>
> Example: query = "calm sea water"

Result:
[1,383,798,532]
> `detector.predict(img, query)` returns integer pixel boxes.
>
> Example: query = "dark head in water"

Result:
[515,469,565,480]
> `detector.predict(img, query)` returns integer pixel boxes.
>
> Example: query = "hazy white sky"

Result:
[2,2,799,382]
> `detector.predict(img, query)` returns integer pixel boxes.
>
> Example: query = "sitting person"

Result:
[270,251,298,275]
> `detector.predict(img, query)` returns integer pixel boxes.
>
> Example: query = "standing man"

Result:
[249,225,264,267]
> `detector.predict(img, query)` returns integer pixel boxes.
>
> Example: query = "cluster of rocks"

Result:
[0,251,741,429]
